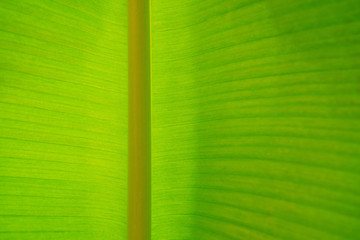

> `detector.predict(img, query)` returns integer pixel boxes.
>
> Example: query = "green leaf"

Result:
[1,0,360,240]
[151,0,360,239]
[0,0,128,239]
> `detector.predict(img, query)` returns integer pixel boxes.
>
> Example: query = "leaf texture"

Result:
[0,0,128,239]
[1,0,360,240]
[151,0,360,239]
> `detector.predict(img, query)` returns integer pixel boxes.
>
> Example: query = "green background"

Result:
[151,0,360,239]
[1,0,360,239]
[0,0,128,239]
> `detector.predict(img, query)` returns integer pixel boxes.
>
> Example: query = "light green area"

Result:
[1,0,360,240]
[0,0,128,239]
[151,0,360,239]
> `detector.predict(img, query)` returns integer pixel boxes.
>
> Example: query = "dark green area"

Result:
[151,0,360,239]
